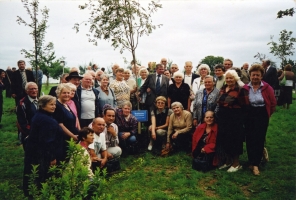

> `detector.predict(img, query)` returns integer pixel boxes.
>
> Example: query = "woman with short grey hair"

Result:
[23,95,63,196]
[167,72,191,110]
[162,101,192,155]
[96,73,117,115]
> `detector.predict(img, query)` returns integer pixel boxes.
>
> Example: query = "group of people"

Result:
[2,58,294,196]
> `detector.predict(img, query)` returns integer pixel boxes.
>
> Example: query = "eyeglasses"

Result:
[28,88,38,91]
[157,102,165,104]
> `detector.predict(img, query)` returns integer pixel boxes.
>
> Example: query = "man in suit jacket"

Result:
[262,59,278,89]
[183,61,199,87]
[16,82,38,145]
[139,63,169,107]
[11,60,35,105]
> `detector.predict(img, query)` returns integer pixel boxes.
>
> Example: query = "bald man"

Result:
[88,117,108,169]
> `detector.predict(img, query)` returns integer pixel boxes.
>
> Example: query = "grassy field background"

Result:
[0,84,295,199]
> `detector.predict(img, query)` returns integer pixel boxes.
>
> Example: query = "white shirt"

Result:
[184,74,192,87]
[88,132,107,157]
[81,87,96,119]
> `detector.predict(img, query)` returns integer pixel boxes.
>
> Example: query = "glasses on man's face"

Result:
[28,88,38,91]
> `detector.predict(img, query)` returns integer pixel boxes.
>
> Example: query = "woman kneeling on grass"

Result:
[241,64,276,176]
[163,101,192,155]
[192,111,218,169]
[147,96,173,152]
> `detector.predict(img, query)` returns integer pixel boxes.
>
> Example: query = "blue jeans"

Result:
[118,132,137,146]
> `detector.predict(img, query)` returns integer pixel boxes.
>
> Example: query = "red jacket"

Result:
[192,123,217,154]
[242,81,276,118]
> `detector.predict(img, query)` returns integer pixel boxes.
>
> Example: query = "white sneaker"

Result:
[147,142,153,151]
[218,164,231,170]
[227,165,242,173]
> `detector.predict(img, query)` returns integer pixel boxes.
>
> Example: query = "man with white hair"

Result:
[223,58,233,71]
[16,82,38,145]
[183,61,199,87]
[170,64,179,76]
[109,64,120,83]
[160,58,168,69]
[75,73,101,128]
[94,70,103,88]
[241,63,250,84]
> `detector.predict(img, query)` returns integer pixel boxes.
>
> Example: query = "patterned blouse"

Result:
[109,80,130,106]
[115,108,138,136]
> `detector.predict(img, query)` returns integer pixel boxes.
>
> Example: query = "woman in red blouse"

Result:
[192,111,218,167]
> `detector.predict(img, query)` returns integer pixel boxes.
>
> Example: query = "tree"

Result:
[277,8,295,18]
[74,0,162,74]
[17,0,64,86]
[253,52,277,68]
[268,29,296,68]
[199,55,224,72]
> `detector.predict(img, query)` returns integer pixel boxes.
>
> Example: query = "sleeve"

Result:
[167,109,173,116]
[16,103,30,136]
[167,85,173,99]
[192,126,201,152]
[53,103,64,124]
[101,133,107,151]
[176,112,192,134]
[139,75,150,96]
[268,86,277,116]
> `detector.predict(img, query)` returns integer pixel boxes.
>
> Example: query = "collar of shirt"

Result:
[185,74,192,77]
[156,109,166,114]
[81,86,92,91]
[248,81,264,88]
[28,95,38,103]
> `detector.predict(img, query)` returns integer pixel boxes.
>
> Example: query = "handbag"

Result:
[192,153,211,172]
[279,71,286,86]
[106,158,121,173]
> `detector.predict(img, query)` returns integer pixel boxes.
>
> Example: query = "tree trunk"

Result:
[46,75,49,87]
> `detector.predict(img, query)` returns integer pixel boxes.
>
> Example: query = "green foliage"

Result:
[268,29,296,67]
[17,0,65,84]
[199,55,224,72]
[74,0,162,65]
[26,139,107,199]
[277,8,295,18]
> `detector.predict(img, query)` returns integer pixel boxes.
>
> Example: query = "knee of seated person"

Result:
[113,147,122,158]
[128,135,137,144]
[156,129,167,136]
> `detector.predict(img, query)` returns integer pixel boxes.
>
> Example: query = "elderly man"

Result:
[75,73,100,128]
[66,71,83,87]
[240,63,250,84]
[262,59,278,89]
[102,106,122,159]
[139,63,169,107]
[223,58,233,71]
[11,60,35,105]
[92,64,99,72]
[16,82,38,145]
[94,70,103,88]
[183,61,199,87]
[170,64,179,76]
[88,117,108,169]
[160,58,168,69]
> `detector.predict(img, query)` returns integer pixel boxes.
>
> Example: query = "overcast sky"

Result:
[0,0,296,72]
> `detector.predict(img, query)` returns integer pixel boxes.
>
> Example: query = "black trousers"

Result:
[170,131,192,152]
[245,106,269,166]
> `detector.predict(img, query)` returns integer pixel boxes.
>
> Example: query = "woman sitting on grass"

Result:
[163,101,192,155]
[147,96,173,152]
[192,111,218,169]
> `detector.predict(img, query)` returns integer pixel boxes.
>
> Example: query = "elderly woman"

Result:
[192,111,218,168]
[66,83,80,130]
[115,101,138,155]
[96,74,117,115]
[215,70,247,173]
[137,68,149,106]
[23,95,63,196]
[191,64,211,111]
[53,84,79,161]
[124,69,137,104]
[163,102,192,154]
[109,68,130,107]
[148,96,173,152]
[241,64,276,176]
[278,64,295,109]
[193,75,219,127]
[167,71,191,111]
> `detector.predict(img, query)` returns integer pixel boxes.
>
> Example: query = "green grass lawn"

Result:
[0,85,295,199]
